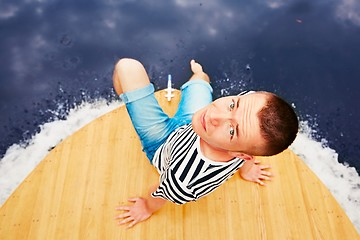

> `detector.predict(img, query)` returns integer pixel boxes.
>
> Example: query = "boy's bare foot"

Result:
[190,59,204,74]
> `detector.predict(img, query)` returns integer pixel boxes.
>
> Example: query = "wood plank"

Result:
[0,89,359,240]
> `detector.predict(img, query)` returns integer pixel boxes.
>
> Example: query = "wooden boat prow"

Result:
[0,90,359,239]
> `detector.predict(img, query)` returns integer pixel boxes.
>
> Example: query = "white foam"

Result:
[0,100,359,233]
[290,121,360,232]
[0,99,120,205]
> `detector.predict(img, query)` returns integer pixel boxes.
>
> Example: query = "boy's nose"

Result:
[209,107,230,126]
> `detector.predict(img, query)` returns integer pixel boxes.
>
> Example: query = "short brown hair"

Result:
[257,92,299,156]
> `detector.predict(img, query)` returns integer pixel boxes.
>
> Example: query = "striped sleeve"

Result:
[151,168,196,205]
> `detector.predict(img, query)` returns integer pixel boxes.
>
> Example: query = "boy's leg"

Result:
[188,59,210,83]
[173,60,213,124]
[113,58,151,95]
[173,80,213,125]
[113,58,172,162]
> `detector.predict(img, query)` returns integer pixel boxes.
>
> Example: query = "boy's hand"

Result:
[239,160,272,186]
[115,197,152,228]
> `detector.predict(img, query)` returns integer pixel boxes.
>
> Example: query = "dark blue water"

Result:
[1,0,360,172]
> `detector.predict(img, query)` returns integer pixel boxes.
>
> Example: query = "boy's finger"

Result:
[116,206,130,211]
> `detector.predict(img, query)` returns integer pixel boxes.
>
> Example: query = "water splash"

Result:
[0,99,120,204]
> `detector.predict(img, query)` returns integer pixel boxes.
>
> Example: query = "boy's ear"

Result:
[229,151,254,161]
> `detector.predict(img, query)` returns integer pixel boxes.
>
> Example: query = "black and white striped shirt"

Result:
[151,124,245,205]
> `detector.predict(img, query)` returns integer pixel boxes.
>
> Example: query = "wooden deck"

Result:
[0,90,359,240]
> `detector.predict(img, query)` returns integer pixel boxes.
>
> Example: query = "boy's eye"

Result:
[229,100,235,110]
[229,126,235,136]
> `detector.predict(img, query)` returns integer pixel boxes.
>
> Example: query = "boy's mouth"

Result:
[201,110,207,132]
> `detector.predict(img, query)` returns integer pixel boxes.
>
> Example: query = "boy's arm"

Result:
[238,160,272,186]
[115,184,167,228]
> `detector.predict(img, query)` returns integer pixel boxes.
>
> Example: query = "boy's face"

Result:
[192,92,268,156]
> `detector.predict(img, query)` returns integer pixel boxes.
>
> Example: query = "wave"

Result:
[0,98,359,232]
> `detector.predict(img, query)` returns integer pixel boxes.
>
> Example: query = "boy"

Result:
[113,58,298,228]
